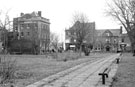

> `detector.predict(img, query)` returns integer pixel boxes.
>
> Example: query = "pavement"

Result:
[26,53,121,87]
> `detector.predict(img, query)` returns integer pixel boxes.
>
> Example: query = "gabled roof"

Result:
[96,30,105,36]
[109,29,121,36]
[96,29,121,36]
[69,21,95,31]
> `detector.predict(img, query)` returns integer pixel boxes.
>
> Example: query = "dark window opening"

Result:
[122,38,124,42]
[27,32,30,35]
[21,32,24,36]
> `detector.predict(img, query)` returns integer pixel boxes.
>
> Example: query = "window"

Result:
[106,39,110,43]
[66,31,70,35]
[114,39,117,43]
[34,23,38,28]
[27,24,30,29]
[71,38,74,42]
[15,26,18,31]
[21,32,24,36]
[74,32,76,35]
[20,24,24,29]
[122,38,124,42]
[106,33,110,36]
[27,32,30,35]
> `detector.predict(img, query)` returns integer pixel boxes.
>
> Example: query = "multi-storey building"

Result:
[94,27,131,52]
[65,21,131,52]
[65,22,96,51]
[94,29,122,52]
[13,11,50,54]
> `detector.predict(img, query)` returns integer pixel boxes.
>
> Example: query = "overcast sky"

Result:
[0,0,120,42]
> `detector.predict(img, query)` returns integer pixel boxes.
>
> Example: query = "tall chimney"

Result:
[120,26,122,34]
[38,11,42,17]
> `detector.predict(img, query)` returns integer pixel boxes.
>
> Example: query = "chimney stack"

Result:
[20,13,24,16]
[120,26,123,34]
[38,11,42,17]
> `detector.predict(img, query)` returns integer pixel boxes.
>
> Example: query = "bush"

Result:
[50,53,58,59]
[0,56,17,84]
[60,52,80,61]
[15,71,33,79]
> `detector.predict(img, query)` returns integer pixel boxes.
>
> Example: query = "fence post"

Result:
[99,73,108,84]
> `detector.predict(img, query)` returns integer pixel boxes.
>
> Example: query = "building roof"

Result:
[109,29,121,36]
[21,12,41,18]
[68,21,95,31]
[15,11,50,24]
[121,33,128,37]
[96,29,121,36]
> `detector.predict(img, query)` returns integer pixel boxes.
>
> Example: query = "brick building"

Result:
[94,29,121,52]
[65,21,131,52]
[13,11,50,54]
[94,28,131,52]
[65,22,96,51]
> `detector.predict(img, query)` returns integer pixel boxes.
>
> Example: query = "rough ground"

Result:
[112,53,135,87]
[0,52,113,87]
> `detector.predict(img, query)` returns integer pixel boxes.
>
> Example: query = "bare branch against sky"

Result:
[106,0,135,51]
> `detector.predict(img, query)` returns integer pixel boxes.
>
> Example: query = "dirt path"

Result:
[27,54,120,87]
[112,53,135,87]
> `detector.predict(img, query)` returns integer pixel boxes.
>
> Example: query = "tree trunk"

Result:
[128,32,135,56]
[132,43,135,56]
[79,45,82,57]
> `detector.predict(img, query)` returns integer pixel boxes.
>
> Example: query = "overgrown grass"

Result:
[0,52,112,86]
[0,55,35,86]
[54,51,82,61]
[0,56,17,84]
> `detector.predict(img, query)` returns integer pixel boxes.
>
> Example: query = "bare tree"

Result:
[71,13,91,55]
[50,32,59,51]
[0,11,11,29]
[0,10,12,53]
[106,0,135,54]
[0,10,18,85]
[49,32,59,59]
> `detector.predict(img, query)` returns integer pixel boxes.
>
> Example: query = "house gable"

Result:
[102,30,113,37]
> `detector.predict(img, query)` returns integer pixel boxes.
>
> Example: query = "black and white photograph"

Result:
[0,0,135,87]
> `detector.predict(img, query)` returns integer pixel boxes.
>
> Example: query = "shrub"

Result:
[0,56,17,84]
[58,52,80,61]
[15,71,33,79]
[50,53,58,59]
